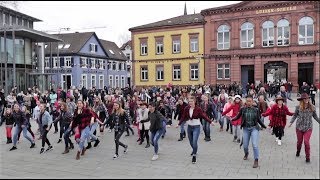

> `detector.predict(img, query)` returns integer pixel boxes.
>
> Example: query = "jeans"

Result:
[296,129,312,159]
[287,91,292,99]
[243,126,260,160]
[13,126,34,146]
[202,119,211,138]
[180,121,186,134]
[114,130,126,155]
[217,112,224,128]
[151,128,164,154]
[187,125,201,156]
[88,122,98,142]
[78,126,90,151]
[63,123,72,148]
[162,120,167,136]
[41,126,51,148]
[233,125,241,140]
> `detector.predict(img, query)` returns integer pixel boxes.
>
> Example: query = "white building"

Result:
[120,40,132,87]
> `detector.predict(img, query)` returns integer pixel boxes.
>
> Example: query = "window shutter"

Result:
[95,45,98,52]
[89,59,92,68]
[71,57,74,67]
[86,58,89,68]
[50,57,53,68]
[60,57,64,67]
[95,59,98,68]
[89,44,92,52]
[80,58,83,67]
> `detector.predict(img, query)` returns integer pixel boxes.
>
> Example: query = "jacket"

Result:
[12,111,28,127]
[232,106,266,129]
[40,111,53,127]
[174,102,188,120]
[109,112,129,132]
[54,110,73,125]
[149,110,164,133]
[137,108,150,130]
[178,105,212,126]
[222,103,242,126]
[262,104,293,128]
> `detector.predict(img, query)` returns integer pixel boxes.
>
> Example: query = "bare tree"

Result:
[118,32,131,47]
[0,1,19,10]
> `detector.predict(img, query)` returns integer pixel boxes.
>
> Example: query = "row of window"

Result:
[80,74,126,89]
[1,12,33,28]
[217,16,315,49]
[140,64,199,81]
[140,34,199,56]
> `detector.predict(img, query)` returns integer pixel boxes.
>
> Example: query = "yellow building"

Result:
[129,13,205,88]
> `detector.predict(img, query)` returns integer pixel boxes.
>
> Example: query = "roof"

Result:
[99,39,127,61]
[129,13,204,31]
[0,25,62,42]
[0,5,41,22]
[201,1,302,15]
[44,32,94,55]
[120,40,132,50]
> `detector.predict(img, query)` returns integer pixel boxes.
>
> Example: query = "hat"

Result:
[275,96,285,103]
[234,95,241,100]
[297,93,310,101]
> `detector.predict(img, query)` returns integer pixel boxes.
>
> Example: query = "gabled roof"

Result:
[201,1,305,15]
[44,32,95,55]
[99,39,127,61]
[120,40,131,50]
[129,13,204,32]
[0,5,41,22]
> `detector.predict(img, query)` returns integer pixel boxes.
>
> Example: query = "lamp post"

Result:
[57,27,70,91]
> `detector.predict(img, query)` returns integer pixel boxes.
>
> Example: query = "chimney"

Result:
[184,2,187,15]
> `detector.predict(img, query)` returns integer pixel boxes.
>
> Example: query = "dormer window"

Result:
[109,49,115,54]
[64,44,71,49]
[58,44,64,49]
[90,43,98,53]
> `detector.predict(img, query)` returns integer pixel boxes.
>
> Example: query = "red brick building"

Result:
[201,1,319,92]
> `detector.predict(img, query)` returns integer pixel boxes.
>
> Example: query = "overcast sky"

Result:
[15,1,240,47]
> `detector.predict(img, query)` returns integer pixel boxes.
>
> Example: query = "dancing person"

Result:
[4,107,14,144]
[137,102,150,148]
[39,103,53,154]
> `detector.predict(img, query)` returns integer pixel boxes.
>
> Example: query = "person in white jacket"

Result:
[32,101,41,138]
[137,102,150,148]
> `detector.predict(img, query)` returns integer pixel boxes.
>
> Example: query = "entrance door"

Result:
[241,65,255,89]
[298,63,313,87]
[62,75,72,90]
[264,61,288,83]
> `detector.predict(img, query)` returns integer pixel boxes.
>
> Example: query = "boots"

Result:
[243,153,249,160]
[178,133,184,141]
[76,151,81,160]
[183,131,186,138]
[69,143,74,149]
[62,147,69,154]
[81,148,86,156]
[296,150,300,157]
[93,139,100,147]
[86,142,92,149]
[253,159,259,168]
[145,142,150,148]
[6,137,12,144]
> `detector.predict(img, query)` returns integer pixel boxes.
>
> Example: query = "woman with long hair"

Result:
[104,95,114,132]
[176,96,214,164]
[4,107,14,144]
[289,93,319,163]
[71,100,93,160]
[18,106,35,141]
[137,102,150,148]
[109,101,129,159]
[10,104,36,151]
[93,96,108,135]
[53,102,74,154]
[39,103,53,154]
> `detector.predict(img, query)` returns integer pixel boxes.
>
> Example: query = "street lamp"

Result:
[57,27,70,91]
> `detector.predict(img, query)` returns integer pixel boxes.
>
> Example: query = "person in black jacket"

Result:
[109,101,129,159]
[148,102,165,161]
[4,107,14,144]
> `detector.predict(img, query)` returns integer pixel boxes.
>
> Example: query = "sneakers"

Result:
[277,140,282,146]
[151,154,159,161]
[93,139,100,147]
[9,146,17,151]
[40,148,45,154]
[145,143,150,148]
[124,145,128,154]
[30,143,36,148]
[192,156,197,164]
[86,143,92,149]
[113,154,119,160]
[57,139,62,144]
[275,137,279,142]
[46,145,53,152]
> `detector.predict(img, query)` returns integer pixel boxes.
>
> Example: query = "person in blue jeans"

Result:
[174,98,188,141]
[176,96,214,164]
[10,104,36,151]
[231,95,266,168]
[148,102,165,161]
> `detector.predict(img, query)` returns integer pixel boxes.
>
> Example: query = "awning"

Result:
[0,26,62,42]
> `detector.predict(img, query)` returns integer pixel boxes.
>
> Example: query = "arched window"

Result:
[298,16,314,45]
[262,21,274,47]
[277,19,290,46]
[240,22,254,48]
[217,25,230,50]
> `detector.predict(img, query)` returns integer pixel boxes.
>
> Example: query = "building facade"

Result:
[120,40,133,87]
[0,5,61,94]
[44,32,128,90]
[129,14,205,88]
[201,1,320,92]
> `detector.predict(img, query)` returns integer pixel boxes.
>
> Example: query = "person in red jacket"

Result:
[176,96,214,164]
[262,96,294,146]
[222,95,243,143]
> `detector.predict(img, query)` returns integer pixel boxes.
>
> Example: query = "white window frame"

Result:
[121,75,125,88]
[81,74,87,88]
[91,58,95,69]
[99,75,104,89]
[141,66,148,81]
[240,22,254,48]
[99,59,104,69]
[61,74,72,90]
[91,74,96,89]
[141,43,148,55]
[173,65,181,80]
[108,61,113,70]
[9,15,12,26]
[262,21,274,47]
[90,43,96,53]
[298,17,314,45]
[190,37,199,52]
[217,25,231,50]
[2,13,5,25]
[190,64,199,80]
[277,19,290,46]
[44,57,50,69]
[109,75,114,88]
[217,64,230,79]
[156,41,164,54]
[81,57,87,68]
[156,66,164,81]
[172,39,181,53]
[64,57,72,68]
[115,75,119,88]
[53,57,58,68]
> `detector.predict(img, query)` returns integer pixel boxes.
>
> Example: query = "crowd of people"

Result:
[0,81,319,168]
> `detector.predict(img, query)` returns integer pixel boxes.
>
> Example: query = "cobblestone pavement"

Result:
[0,94,319,179]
